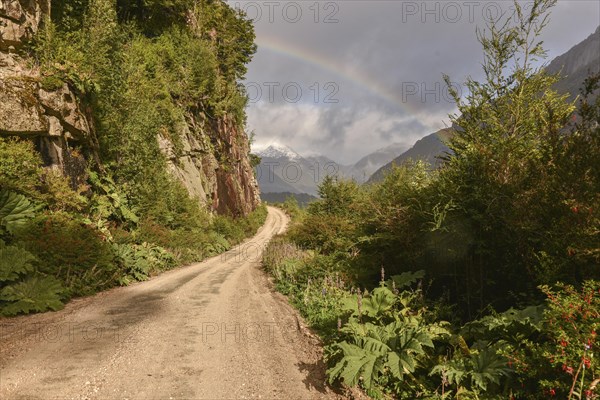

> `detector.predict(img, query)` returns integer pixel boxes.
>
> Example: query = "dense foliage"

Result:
[264,1,599,397]
[0,0,264,316]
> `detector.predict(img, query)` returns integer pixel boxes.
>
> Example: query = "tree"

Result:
[437,0,578,315]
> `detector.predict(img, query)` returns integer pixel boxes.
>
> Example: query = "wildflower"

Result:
[380,266,385,282]
[583,358,591,369]
[549,388,556,396]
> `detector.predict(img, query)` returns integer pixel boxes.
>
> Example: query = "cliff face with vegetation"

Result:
[1,0,89,186]
[0,0,265,317]
[0,0,259,216]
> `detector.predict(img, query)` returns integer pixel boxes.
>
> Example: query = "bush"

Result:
[0,240,65,316]
[289,214,357,254]
[113,242,176,285]
[0,137,43,197]
[15,212,116,296]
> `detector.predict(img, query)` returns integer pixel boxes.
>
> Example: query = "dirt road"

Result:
[0,207,338,400]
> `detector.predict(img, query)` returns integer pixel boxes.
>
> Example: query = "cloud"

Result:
[237,0,600,162]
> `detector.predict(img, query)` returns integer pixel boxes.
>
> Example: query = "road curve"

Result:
[0,206,337,400]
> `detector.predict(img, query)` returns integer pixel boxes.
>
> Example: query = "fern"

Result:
[114,242,176,284]
[0,275,64,316]
[0,190,38,234]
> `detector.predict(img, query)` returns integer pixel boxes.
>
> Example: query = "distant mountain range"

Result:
[255,25,600,196]
[260,192,317,207]
[369,25,600,183]
[254,142,408,197]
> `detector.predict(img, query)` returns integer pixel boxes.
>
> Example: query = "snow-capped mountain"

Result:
[256,143,302,161]
[254,142,408,197]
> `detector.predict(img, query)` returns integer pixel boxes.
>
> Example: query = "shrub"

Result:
[15,212,116,296]
[0,137,43,197]
[289,213,357,254]
[0,241,65,316]
[113,242,176,285]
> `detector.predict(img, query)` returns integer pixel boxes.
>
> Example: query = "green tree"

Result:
[438,0,577,315]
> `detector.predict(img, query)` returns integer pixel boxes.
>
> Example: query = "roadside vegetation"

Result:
[0,0,265,317]
[264,1,599,398]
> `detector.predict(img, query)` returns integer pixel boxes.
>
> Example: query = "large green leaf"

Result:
[388,270,425,290]
[362,287,396,317]
[327,341,380,389]
[0,243,36,282]
[469,348,510,390]
[0,190,37,234]
[341,287,397,318]
[0,275,64,316]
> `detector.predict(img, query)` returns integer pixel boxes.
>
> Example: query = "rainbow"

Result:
[254,35,421,114]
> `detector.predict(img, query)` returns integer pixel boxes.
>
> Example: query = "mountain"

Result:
[369,26,600,183]
[255,144,327,196]
[260,192,318,207]
[546,25,600,100]
[351,143,409,182]
[255,142,408,196]
[368,129,452,182]
[257,142,303,161]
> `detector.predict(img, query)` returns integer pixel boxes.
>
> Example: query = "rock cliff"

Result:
[1,0,90,186]
[0,0,259,216]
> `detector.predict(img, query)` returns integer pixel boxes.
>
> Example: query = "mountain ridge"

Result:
[368,25,600,183]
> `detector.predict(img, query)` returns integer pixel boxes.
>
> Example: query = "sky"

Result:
[227,0,600,164]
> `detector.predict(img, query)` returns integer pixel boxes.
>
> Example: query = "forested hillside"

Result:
[264,1,600,397]
[0,0,264,316]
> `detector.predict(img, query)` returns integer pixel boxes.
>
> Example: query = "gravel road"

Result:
[0,206,339,400]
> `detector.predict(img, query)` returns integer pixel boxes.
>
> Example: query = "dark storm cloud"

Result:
[235,0,600,163]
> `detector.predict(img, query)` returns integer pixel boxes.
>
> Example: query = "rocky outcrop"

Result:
[159,114,260,217]
[0,0,260,216]
[0,0,49,51]
[0,0,90,185]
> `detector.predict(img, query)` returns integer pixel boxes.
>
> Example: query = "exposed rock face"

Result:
[0,0,90,185]
[0,0,259,216]
[159,114,260,217]
[0,0,49,51]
